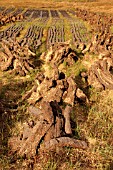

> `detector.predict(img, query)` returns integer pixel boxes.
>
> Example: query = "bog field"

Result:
[0,1,113,170]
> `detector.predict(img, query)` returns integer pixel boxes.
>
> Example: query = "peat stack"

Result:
[0,39,35,76]
[76,8,113,53]
[88,52,113,90]
[9,43,88,158]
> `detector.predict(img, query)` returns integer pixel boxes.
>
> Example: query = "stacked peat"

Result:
[0,39,35,76]
[8,42,88,158]
[0,11,24,26]
[88,52,113,90]
[76,9,113,53]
